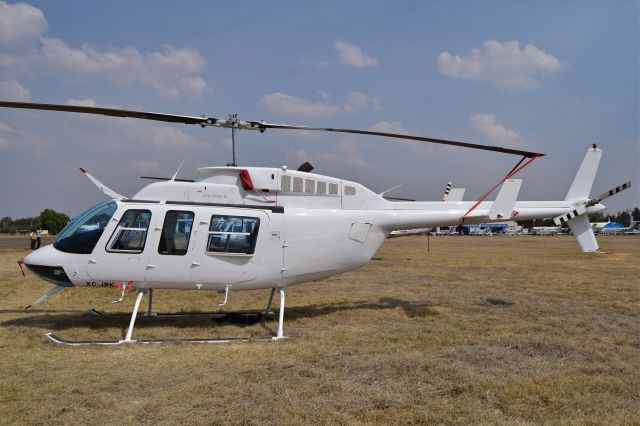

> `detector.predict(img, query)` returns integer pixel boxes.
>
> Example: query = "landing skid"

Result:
[86,308,267,319]
[45,333,283,346]
[47,287,287,346]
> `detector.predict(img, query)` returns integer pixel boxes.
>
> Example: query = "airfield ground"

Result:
[0,236,638,424]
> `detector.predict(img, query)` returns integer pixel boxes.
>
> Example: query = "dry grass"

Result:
[0,236,638,425]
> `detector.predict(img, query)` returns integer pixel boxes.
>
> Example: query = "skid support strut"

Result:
[273,288,286,340]
[121,290,146,343]
[265,288,276,315]
[147,289,153,316]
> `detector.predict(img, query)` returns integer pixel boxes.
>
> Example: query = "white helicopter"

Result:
[0,101,631,345]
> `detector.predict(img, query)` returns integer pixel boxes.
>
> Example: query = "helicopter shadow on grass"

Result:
[0,297,439,334]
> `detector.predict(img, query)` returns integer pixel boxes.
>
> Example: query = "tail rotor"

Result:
[553,145,631,252]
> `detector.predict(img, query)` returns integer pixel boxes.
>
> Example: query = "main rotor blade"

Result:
[0,101,210,125]
[262,123,544,158]
[0,100,544,158]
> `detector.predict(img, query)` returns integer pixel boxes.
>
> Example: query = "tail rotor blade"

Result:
[589,181,631,205]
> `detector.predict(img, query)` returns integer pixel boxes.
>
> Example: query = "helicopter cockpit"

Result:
[53,200,118,254]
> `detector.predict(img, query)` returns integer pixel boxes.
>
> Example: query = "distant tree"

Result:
[589,212,607,223]
[13,216,40,231]
[39,209,70,234]
[632,207,640,222]
[0,216,12,233]
[616,210,631,227]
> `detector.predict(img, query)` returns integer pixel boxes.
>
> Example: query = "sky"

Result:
[0,0,638,219]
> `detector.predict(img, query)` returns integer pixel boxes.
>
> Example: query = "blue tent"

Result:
[603,222,624,229]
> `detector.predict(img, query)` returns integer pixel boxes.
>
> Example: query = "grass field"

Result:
[0,236,638,425]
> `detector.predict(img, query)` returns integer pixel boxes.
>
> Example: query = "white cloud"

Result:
[287,141,370,170]
[287,148,309,163]
[438,40,564,89]
[0,2,209,98]
[0,1,46,51]
[469,113,519,142]
[257,92,340,119]
[66,98,97,107]
[332,40,379,67]
[318,91,332,100]
[258,91,381,119]
[372,96,384,111]
[0,80,30,100]
[344,91,369,113]
[370,121,410,134]
[130,160,161,175]
[0,123,13,148]
[148,126,204,150]
[39,39,208,97]
[0,121,49,152]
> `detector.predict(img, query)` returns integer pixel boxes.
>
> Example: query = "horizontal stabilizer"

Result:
[568,214,599,252]
[489,179,522,220]
[447,188,465,202]
[553,204,588,226]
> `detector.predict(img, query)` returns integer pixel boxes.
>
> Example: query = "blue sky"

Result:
[0,0,638,218]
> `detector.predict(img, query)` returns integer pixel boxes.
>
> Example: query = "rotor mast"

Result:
[227,114,239,167]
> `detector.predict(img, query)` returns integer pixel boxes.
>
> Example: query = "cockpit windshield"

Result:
[54,201,118,254]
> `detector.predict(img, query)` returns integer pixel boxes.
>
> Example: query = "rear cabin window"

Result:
[107,210,151,253]
[158,210,194,255]
[207,215,260,255]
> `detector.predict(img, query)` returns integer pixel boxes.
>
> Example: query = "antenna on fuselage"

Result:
[171,160,186,181]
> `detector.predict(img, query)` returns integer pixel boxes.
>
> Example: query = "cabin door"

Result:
[144,209,198,285]
[86,207,151,283]
[189,209,269,289]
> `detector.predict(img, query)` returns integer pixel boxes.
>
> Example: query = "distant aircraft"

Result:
[594,220,639,235]
[530,226,563,236]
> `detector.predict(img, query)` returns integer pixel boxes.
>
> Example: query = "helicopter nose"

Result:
[24,245,73,287]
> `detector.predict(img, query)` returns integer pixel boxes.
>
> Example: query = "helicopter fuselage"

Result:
[23,165,603,291]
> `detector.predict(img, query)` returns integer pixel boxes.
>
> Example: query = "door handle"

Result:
[146,264,157,269]
[88,258,98,264]
[191,261,201,267]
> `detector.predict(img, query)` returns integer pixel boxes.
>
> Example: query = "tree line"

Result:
[0,209,70,235]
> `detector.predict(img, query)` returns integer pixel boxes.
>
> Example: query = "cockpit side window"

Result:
[107,210,151,253]
[158,210,194,255]
[53,201,117,254]
[207,215,260,254]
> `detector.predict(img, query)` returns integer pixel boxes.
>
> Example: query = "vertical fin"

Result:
[489,179,522,220]
[565,146,602,201]
[568,214,599,252]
